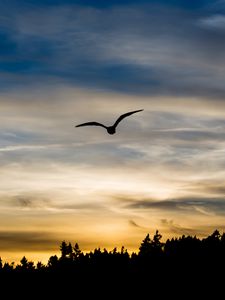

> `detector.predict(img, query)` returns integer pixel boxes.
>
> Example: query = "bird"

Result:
[75,109,143,135]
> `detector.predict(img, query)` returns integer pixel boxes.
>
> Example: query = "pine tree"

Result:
[139,233,152,257]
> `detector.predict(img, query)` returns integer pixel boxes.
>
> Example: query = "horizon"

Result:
[1,0,225,264]
[0,228,223,265]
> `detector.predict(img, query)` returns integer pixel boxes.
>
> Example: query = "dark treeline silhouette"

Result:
[1,229,224,297]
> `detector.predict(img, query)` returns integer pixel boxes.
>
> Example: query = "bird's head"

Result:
[107,126,116,135]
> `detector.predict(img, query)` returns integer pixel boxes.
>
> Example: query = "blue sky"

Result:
[1,0,225,95]
[1,0,225,263]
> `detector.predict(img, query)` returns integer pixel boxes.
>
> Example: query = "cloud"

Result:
[0,230,60,251]
[129,219,143,228]
[1,89,225,173]
[199,14,225,30]
[160,218,225,237]
[0,144,51,152]
[186,181,225,196]
[0,3,225,97]
[160,219,203,236]
[123,196,225,216]
[1,89,225,222]
[10,194,51,209]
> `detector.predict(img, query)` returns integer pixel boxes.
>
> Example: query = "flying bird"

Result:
[75,109,143,135]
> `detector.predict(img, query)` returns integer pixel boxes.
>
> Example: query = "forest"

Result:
[0,229,224,296]
[0,229,224,272]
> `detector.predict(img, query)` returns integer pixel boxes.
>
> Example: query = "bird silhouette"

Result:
[75,109,143,135]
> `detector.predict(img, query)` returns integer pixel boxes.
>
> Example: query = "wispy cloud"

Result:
[160,219,208,236]
[122,196,225,216]
[0,144,54,152]
[0,2,225,96]
[199,14,225,30]
[129,219,143,228]
[0,230,59,251]
[160,218,225,237]
[9,194,51,209]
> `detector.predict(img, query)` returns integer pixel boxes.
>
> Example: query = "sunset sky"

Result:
[1,0,225,263]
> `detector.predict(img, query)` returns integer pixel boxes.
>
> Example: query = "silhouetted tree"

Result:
[20,256,29,269]
[152,230,163,256]
[139,230,163,260]
[17,256,34,271]
[139,233,152,257]
[60,241,69,259]
[36,261,45,271]
[48,255,59,269]
[74,243,81,259]
[3,262,14,272]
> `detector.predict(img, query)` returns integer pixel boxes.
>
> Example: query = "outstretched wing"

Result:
[75,122,107,128]
[113,109,144,128]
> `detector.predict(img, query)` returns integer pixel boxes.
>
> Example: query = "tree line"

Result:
[0,229,225,274]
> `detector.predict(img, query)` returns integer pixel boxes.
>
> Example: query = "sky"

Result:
[1,0,225,263]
